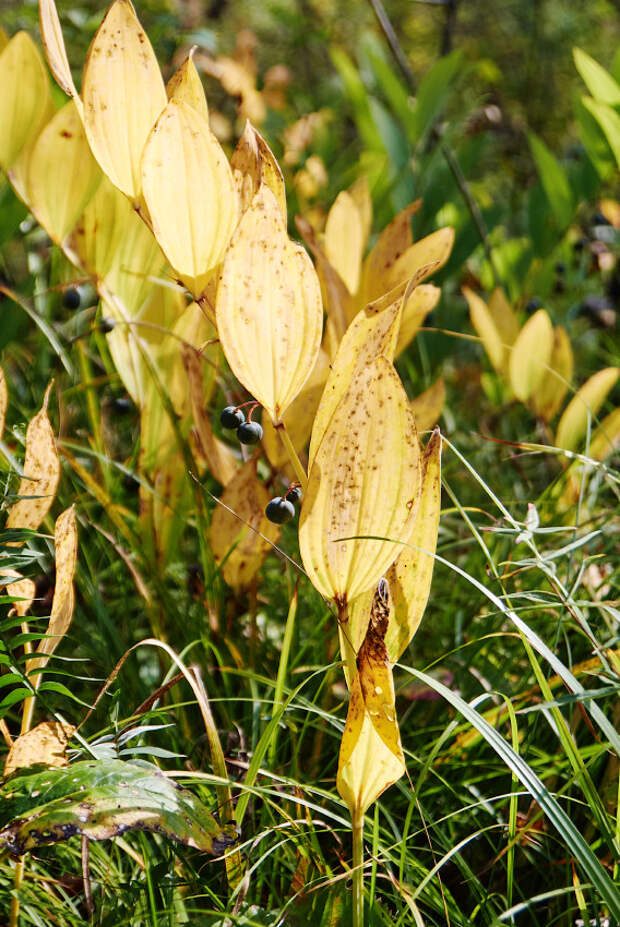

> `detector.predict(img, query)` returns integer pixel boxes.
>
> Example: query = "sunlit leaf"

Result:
[6,384,60,534]
[300,356,420,604]
[141,100,238,297]
[508,309,554,402]
[230,120,286,219]
[166,47,208,119]
[28,99,101,245]
[295,213,353,347]
[573,48,620,107]
[409,379,445,434]
[531,326,573,421]
[464,286,505,374]
[0,759,238,856]
[324,191,364,296]
[39,0,81,104]
[82,0,167,200]
[0,32,52,171]
[347,175,372,247]
[395,283,440,356]
[217,184,323,422]
[208,459,280,589]
[385,429,441,662]
[555,367,619,452]
[581,96,620,168]
[4,721,75,778]
[364,226,453,303]
[361,200,419,301]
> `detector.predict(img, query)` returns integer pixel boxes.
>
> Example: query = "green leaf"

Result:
[582,96,620,168]
[573,48,620,106]
[527,132,574,229]
[573,93,616,179]
[330,46,385,153]
[0,759,239,856]
[409,50,463,146]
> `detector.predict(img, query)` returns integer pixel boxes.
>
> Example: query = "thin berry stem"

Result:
[276,423,308,491]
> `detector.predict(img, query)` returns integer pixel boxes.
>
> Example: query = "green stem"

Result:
[276,422,308,491]
[352,811,364,927]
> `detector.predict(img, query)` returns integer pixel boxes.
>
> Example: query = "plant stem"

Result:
[352,810,365,927]
[276,422,308,491]
[9,859,24,927]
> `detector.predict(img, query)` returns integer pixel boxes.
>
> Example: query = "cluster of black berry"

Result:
[265,485,302,524]
[220,405,263,445]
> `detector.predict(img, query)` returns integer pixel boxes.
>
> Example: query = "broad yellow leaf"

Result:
[509,309,554,402]
[217,184,322,423]
[531,326,573,421]
[299,356,420,605]
[409,378,446,433]
[208,459,280,589]
[366,226,454,302]
[588,406,620,461]
[4,721,75,778]
[28,99,101,245]
[166,47,208,119]
[141,101,237,298]
[82,0,166,201]
[231,120,286,219]
[324,191,364,295]
[385,429,441,662]
[361,200,420,302]
[39,0,81,104]
[28,506,78,675]
[0,366,6,441]
[464,286,505,374]
[6,384,60,533]
[347,175,372,248]
[0,32,52,171]
[182,344,238,487]
[395,283,440,356]
[295,214,353,347]
[555,367,619,452]
[488,287,519,349]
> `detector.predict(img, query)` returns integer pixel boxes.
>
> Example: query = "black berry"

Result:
[265,497,295,524]
[220,406,245,429]
[99,317,115,333]
[237,421,263,444]
[525,298,541,314]
[63,287,81,310]
[286,486,302,504]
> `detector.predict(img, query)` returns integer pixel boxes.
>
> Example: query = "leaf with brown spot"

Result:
[217,184,323,423]
[509,309,554,402]
[366,226,454,302]
[531,326,573,421]
[409,379,445,434]
[82,0,167,201]
[6,385,60,534]
[360,200,420,302]
[141,100,238,298]
[166,47,208,119]
[208,459,280,589]
[231,120,286,218]
[4,721,75,778]
[299,356,421,603]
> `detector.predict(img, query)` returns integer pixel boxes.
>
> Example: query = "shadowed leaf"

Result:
[555,366,619,452]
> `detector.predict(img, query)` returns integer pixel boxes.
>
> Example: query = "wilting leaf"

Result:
[360,200,420,302]
[464,286,505,374]
[4,575,36,618]
[300,356,420,604]
[4,721,75,778]
[82,0,167,201]
[0,366,6,440]
[27,506,78,676]
[324,191,365,295]
[141,100,238,297]
[508,309,554,402]
[488,287,520,350]
[0,759,238,856]
[555,367,619,452]
[166,47,208,119]
[0,32,52,172]
[231,120,287,219]
[295,214,353,347]
[6,385,60,534]
[208,459,280,589]
[395,283,440,356]
[365,226,454,303]
[28,99,101,245]
[39,0,81,104]
[384,429,441,662]
[531,326,573,421]
[217,184,322,423]
[182,344,239,487]
[409,379,445,433]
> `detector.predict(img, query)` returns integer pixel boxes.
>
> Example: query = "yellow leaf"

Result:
[531,326,573,421]
[0,27,8,52]
[555,367,619,452]
[409,378,446,433]
[299,356,421,605]
[28,506,78,675]
[295,214,353,347]
[588,406,620,461]
[166,47,208,119]
[0,366,6,441]
[82,0,166,201]
[4,575,36,618]
[385,429,442,662]
[141,100,238,298]
[208,459,280,589]
[463,285,504,373]
[0,32,52,171]
[347,175,372,248]
[6,385,60,534]
[366,225,453,302]
[231,120,286,219]
[508,309,554,402]
[488,287,520,349]
[217,184,323,423]
[4,721,75,778]
[39,0,81,104]
[361,200,420,302]
[28,99,101,245]
[324,191,364,295]
[182,344,239,487]
[395,283,440,356]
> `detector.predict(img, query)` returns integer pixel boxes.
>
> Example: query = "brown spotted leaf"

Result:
[166,47,208,119]
[4,721,75,778]
[231,120,286,218]
[360,200,420,302]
